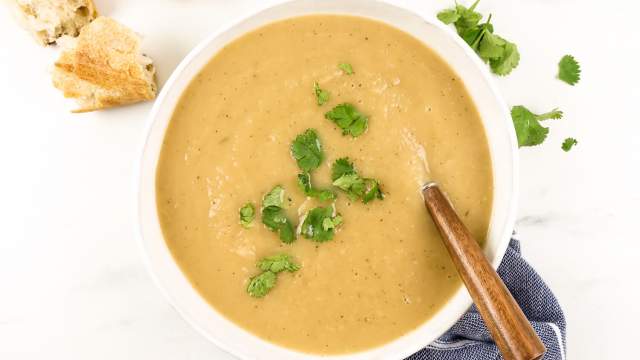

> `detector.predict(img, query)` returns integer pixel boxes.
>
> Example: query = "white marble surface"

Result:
[0,0,638,359]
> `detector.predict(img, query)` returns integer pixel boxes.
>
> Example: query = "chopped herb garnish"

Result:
[262,185,285,208]
[558,55,581,86]
[291,129,324,172]
[297,173,336,201]
[325,103,368,137]
[438,1,520,76]
[511,106,563,147]
[338,63,354,75]
[331,157,383,203]
[257,253,300,273]
[301,206,342,242]
[314,82,330,105]
[239,202,255,228]
[362,178,383,203]
[331,157,356,180]
[247,254,301,297]
[561,138,578,152]
[247,270,277,298]
[261,186,296,243]
[332,173,364,199]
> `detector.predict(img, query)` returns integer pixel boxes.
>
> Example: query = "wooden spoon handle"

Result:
[422,183,545,360]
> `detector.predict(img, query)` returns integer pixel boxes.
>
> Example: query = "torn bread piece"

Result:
[13,0,98,45]
[52,17,157,112]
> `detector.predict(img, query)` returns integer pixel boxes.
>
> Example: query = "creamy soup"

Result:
[156,15,493,354]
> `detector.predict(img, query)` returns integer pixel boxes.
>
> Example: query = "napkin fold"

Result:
[408,238,566,360]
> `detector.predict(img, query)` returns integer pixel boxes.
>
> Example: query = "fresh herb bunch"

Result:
[437,0,520,76]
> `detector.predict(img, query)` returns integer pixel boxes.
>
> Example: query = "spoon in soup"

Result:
[422,182,546,360]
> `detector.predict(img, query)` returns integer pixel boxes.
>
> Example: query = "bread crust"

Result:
[52,17,157,112]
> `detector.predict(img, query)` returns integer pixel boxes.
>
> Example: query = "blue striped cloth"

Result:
[408,239,566,360]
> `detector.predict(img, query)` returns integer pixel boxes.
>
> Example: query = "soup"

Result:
[156,15,492,354]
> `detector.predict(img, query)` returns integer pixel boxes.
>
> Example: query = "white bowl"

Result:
[137,0,518,359]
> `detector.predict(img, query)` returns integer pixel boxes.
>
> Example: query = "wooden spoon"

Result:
[422,182,546,360]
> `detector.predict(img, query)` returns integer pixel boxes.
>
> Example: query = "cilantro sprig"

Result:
[331,158,383,203]
[291,129,324,172]
[247,271,276,298]
[301,206,343,242]
[261,186,296,243]
[297,173,336,201]
[325,103,368,137]
[558,55,581,86]
[438,1,520,76]
[257,253,301,273]
[511,106,563,147]
[247,253,300,298]
[239,203,255,228]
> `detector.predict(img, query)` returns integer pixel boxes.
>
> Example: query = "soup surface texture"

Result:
[156,15,493,354]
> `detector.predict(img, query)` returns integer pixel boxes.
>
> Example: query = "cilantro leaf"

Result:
[478,32,506,60]
[322,214,342,231]
[262,206,296,243]
[257,253,300,273]
[330,158,384,203]
[511,106,563,147]
[314,82,330,105]
[247,270,277,298]
[301,206,342,242]
[239,202,255,228]
[325,103,369,137]
[262,185,284,208]
[291,129,324,172]
[333,173,365,200]
[437,9,461,24]
[489,41,520,76]
[558,55,581,86]
[338,63,354,75]
[261,186,296,243]
[297,173,336,201]
[331,157,355,181]
[562,138,578,152]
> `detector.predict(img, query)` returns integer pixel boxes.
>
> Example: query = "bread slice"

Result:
[52,17,157,112]
[13,0,98,45]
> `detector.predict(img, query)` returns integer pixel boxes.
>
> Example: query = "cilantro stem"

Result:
[470,14,492,49]
[535,108,563,121]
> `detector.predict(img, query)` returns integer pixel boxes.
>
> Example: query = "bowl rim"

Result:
[135,0,519,359]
